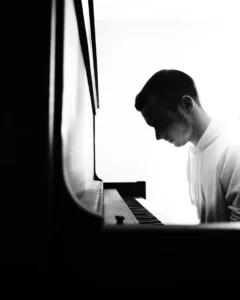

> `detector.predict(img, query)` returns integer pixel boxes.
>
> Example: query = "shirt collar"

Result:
[195,119,227,151]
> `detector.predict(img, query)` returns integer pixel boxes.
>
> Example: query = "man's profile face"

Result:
[141,101,193,147]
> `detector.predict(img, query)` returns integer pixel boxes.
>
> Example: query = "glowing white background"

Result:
[93,0,240,223]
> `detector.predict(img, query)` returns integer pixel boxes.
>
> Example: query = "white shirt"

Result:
[187,119,240,223]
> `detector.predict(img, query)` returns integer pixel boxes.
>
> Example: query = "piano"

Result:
[3,0,240,287]
[52,0,164,229]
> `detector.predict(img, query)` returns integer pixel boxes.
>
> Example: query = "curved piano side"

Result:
[49,0,104,275]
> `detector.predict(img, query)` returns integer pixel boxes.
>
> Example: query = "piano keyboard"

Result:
[123,197,163,225]
[104,189,163,225]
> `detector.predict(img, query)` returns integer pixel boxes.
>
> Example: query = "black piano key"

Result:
[123,197,163,225]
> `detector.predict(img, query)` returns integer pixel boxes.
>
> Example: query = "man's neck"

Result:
[190,108,212,147]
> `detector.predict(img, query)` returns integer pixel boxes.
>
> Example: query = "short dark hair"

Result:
[135,69,200,112]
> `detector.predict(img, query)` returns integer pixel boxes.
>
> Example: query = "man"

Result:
[135,69,240,223]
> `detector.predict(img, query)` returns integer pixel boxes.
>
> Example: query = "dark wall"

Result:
[0,1,52,270]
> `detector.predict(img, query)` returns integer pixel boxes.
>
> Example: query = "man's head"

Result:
[135,69,202,147]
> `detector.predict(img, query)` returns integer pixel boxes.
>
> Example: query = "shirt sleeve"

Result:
[219,145,240,221]
[186,154,189,182]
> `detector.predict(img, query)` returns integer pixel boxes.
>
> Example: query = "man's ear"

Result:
[180,95,194,114]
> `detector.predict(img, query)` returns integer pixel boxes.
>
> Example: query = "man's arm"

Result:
[219,145,240,221]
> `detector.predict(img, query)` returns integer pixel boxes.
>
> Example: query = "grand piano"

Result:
[3,0,240,287]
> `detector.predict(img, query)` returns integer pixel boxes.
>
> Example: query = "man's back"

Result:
[187,119,240,222]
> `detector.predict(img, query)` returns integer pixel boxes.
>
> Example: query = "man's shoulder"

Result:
[204,119,240,169]
[219,144,240,161]
[216,143,240,175]
[214,119,240,149]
